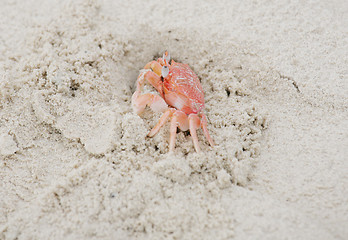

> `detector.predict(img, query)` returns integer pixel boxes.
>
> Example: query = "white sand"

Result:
[0,0,347,239]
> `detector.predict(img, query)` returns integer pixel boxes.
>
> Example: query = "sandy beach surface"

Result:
[0,0,347,239]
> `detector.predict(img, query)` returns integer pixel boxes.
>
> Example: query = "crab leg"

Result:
[169,114,178,152]
[200,113,215,146]
[188,114,201,153]
[169,110,189,152]
[148,108,175,137]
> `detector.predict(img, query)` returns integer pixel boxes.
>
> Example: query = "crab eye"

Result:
[163,51,170,63]
[161,65,169,78]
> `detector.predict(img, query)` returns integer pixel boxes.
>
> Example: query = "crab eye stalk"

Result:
[161,65,169,78]
[163,51,170,64]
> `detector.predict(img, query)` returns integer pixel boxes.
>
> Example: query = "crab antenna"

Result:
[163,51,170,64]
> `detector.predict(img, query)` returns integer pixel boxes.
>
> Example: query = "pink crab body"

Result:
[132,51,214,152]
[163,61,205,115]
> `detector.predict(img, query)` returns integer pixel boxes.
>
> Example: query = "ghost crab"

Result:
[132,51,214,152]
